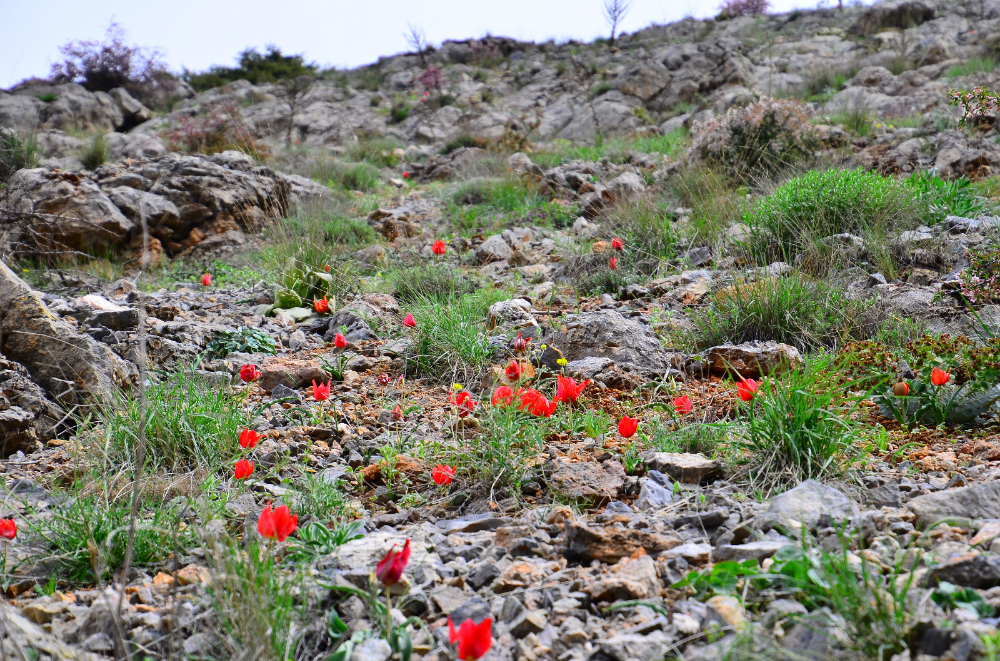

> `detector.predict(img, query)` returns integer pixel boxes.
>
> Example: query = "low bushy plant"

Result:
[184,46,317,91]
[388,262,478,303]
[206,327,278,359]
[905,170,989,223]
[163,103,261,158]
[79,133,108,170]
[0,131,39,182]
[688,97,816,179]
[605,198,675,259]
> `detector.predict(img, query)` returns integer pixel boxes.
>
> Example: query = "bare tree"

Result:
[604,0,631,46]
[282,74,315,147]
[404,23,428,67]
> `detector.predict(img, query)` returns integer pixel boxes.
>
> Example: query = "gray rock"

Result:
[761,480,859,533]
[926,552,1000,589]
[592,631,672,661]
[349,638,392,661]
[636,478,673,511]
[700,341,803,379]
[713,541,790,563]
[533,310,671,372]
[477,234,513,264]
[641,452,722,484]
[548,458,625,502]
[270,384,302,403]
[509,610,547,638]
[908,482,1000,528]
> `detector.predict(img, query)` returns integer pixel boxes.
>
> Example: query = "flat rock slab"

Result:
[926,552,1000,589]
[548,459,625,502]
[530,310,671,372]
[564,521,683,563]
[713,540,790,563]
[761,479,859,533]
[700,341,803,379]
[908,482,1000,528]
[641,452,722,484]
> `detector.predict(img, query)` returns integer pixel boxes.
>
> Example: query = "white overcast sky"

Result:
[3,0,849,88]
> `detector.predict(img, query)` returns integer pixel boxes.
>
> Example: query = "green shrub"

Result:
[668,165,742,244]
[946,56,998,80]
[692,273,873,351]
[799,68,853,102]
[388,262,477,303]
[905,170,989,223]
[390,102,410,124]
[735,356,862,493]
[408,289,510,383]
[79,133,108,170]
[605,198,675,259]
[206,327,278,359]
[589,81,612,98]
[339,162,381,192]
[343,135,404,168]
[452,176,546,213]
[184,46,317,91]
[0,131,39,182]
[441,135,489,154]
[743,168,919,262]
[98,370,251,471]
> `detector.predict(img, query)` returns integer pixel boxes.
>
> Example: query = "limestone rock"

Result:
[908,482,1000,529]
[548,459,625,503]
[641,452,722,484]
[700,341,803,379]
[761,480,859,533]
[564,520,683,563]
[587,553,662,602]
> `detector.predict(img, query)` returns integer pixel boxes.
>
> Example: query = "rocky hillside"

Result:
[4,1,1000,661]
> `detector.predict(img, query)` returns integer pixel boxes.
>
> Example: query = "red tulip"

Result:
[312,380,331,401]
[314,296,330,314]
[432,464,456,485]
[931,367,951,386]
[239,364,259,382]
[736,378,759,402]
[432,240,447,255]
[257,502,297,542]
[450,390,478,418]
[324,264,331,273]
[403,172,409,179]
[449,616,493,661]
[0,519,16,541]
[492,386,514,407]
[403,313,416,328]
[517,388,558,418]
[554,375,590,405]
[893,381,910,397]
[333,332,347,349]
[609,256,617,270]
[378,372,392,386]
[504,360,522,381]
[239,428,259,449]
[611,237,623,251]
[376,539,411,586]
[512,331,530,352]
[674,395,692,415]
[234,459,254,480]
[391,404,403,421]
[201,273,211,286]
[618,415,639,438]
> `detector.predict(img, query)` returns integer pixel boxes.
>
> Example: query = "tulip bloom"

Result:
[378,372,392,386]
[403,313,416,328]
[893,381,910,397]
[492,386,514,407]
[611,237,624,251]
[324,265,331,273]
[403,172,409,179]
[312,380,331,401]
[450,390,478,418]
[737,378,759,402]
[314,296,330,314]
[554,375,590,405]
[512,331,530,352]
[234,459,254,480]
[239,428,259,449]
[505,360,522,381]
[391,404,403,421]
[333,332,347,349]
[931,367,951,386]
[0,519,16,541]
[674,395,693,415]
[609,256,617,270]
[201,273,211,286]
[376,539,411,586]
[432,464,456,485]
[449,616,493,661]
[239,364,259,382]
[432,240,447,255]
[257,502,298,542]
[619,415,639,438]
[517,388,557,417]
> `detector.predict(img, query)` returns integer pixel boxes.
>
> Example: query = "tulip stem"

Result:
[385,584,392,641]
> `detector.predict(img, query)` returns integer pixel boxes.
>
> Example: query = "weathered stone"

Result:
[508,610,547,638]
[705,595,747,629]
[636,478,673,511]
[641,452,722,484]
[564,521,683,563]
[587,553,662,602]
[926,552,1000,589]
[907,482,1000,529]
[0,602,102,660]
[532,310,671,372]
[548,458,625,503]
[700,341,803,379]
[477,234,513,264]
[713,541,790,563]
[592,631,672,661]
[761,480,859,533]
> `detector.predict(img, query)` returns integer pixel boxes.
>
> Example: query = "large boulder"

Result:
[0,261,130,405]
[532,310,673,373]
[908,482,1000,528]
[760,480,859,533]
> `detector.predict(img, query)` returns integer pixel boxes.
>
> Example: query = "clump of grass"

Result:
[589,80,612,98]
[441,134,489,154]
[668,165,742,245]
[79,133,109,170]
[408,289,510,384]
[799,68,854,102]
[96,370,250,471]
[289,472,346,522]
[605,197,675,259]
[339,162,381,192]
[387,262,477,303]
[691,273,873,351]
[831,105,873,137]
[452,176,546,212]
[743,168,919,263]
[0,131,39,182]
[343,135,404,168]
[946,56,997,79]
[905,170,989,223]
[734,356,862,494]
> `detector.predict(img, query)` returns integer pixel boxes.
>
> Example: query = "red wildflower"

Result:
[403,313,416,328]
[931,367,951,386]
[378,372,392,386]
[893,381,910,397]
[324,264,331,273]
[257,502,298,542]
[234,459,254,480]
[504,360,522,381]
[376,539,411,586]
[239,364,260,382]
[0,519,16,541]
[201,273,211,286]
[312,380,331,401]
[449,616,493,660]
[609,256,617,270]
[517,388,557,417]
[239,428,259,449]
[512,331,530,352]
[618,415,639,438]
[314,296,330,314]
[432,464,456,485]
[492,386,514,407]
[554,375,589,405]
[333,332,347,349]
[737,378,759,402]
[674,395,692,415]
[611,237,623,251]
[450,390,478,417]
[432,240,447,255]
[391,404,403,421]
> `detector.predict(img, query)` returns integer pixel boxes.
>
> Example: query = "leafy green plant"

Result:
[387,262,478,304]
[743,168,919,263]
[340,162,381,192]
[605,197,675,259]
[735,356,864,494]
[284,519,364,563]
[905,170,988,224]
[671,559,762,600]
[0,131,39,182]
[946,56,997,80]
[692,273,872,351]
[390,102,410,124]
[343,135,404,167]
[184,45,317,91]
[589,81,612,98]
[932,581,995,617]
[441,135,489,154]
[206,327,278,359]
[79,133,109,170]
[289,472,349,521]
